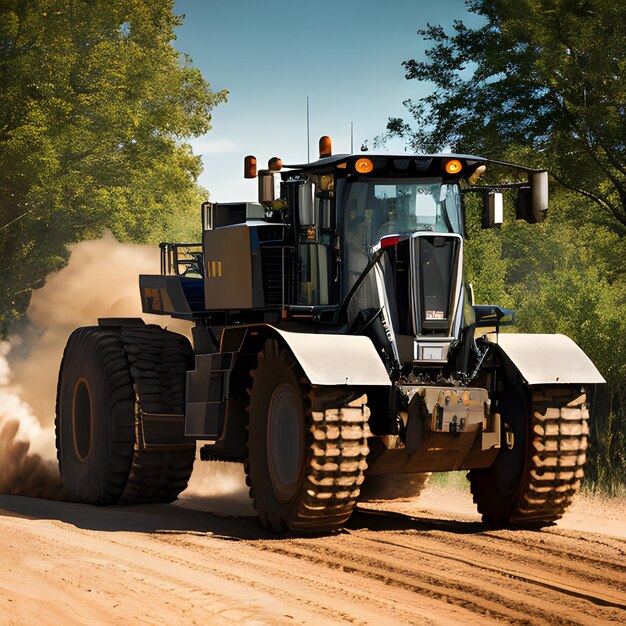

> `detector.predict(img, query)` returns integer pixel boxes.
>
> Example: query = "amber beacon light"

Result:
[244,155,257,178]
[354,158,374,174]
[319,136,333,158]
[268,157,283,172]
[444,159,463,175]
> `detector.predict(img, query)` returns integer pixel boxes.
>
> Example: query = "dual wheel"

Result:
[56,325,195,505]
[57,327,368,533]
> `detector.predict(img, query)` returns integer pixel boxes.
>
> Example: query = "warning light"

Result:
[444,159,463,175]
[319,136,332,158]
[354,158,374,174]
[244,155,257,178]
[268,157,283,172]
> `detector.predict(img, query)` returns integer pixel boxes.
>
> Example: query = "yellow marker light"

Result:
[336,162,347,169]
[354,158,374,173]
[444,159,463,175]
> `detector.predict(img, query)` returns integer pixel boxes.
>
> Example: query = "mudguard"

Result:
[486,333,605,385]
[273,328,391,386]
[224,325,391,386]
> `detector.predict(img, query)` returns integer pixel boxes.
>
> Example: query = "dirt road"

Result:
[1,475,625,626]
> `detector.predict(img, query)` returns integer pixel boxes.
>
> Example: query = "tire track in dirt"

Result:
[148,532,472,626]
[102,523,487,625]
[253,539,531,624]
[349,531,625,608]
[0,498,484,625]
[1,493,625,625]
[347,512,626,596]
[242,508,626,625]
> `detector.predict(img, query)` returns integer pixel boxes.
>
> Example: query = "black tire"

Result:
[119,325,196,504]
[246,339,369,534]
[56,324,195,505]
[55,327,135,504]
[469,382,588,528]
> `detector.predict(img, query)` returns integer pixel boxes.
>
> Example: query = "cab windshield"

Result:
[342,178,463,291]
[344,178,462,247]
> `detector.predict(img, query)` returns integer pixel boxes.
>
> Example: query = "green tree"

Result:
[462,195,511,307]
[0,0,227,335]
[381,0,626,235]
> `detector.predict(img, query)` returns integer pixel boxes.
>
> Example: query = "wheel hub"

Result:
[72,377,93,462]
[266,383,303,503]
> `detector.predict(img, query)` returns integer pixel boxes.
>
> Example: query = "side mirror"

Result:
[530,170,548,222]
[482,192,503,229]
[516,171,548,223]
[298,180,315,225]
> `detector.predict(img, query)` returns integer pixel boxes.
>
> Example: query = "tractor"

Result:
[55,137,604,533]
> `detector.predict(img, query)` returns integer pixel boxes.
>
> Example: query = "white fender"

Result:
[273,328,391,386]
[487,333,605,385]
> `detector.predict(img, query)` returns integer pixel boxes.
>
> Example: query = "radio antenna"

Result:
[306,96,310,163]
[350,121,354,153]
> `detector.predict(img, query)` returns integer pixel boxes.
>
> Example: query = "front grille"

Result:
[413,234,460,335]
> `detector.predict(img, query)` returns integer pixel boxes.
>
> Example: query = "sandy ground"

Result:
[0,471,625,626]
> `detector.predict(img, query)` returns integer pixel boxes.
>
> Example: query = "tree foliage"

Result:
[381,0,626,235]
[0,0,227,335]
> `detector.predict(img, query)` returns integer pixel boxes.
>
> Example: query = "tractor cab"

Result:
[264,149,487,368]
[275,151,479,307]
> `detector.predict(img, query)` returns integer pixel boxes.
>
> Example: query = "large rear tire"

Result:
[469,383,588,528]
[56,324,195,505]
[56,327,135,504]
[246,339,369,534]
[120,325,196,503]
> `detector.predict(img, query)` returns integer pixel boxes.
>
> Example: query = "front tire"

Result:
[246,339,369,534]
[469,382,588,528]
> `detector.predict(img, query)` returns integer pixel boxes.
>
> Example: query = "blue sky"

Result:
[173,0,480,202]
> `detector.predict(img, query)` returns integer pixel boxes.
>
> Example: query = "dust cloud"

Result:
[359,472,431,501]
[179,459,255,516]
[0,342,63,498]
[8,233,182,428]
[0,233,216,500]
